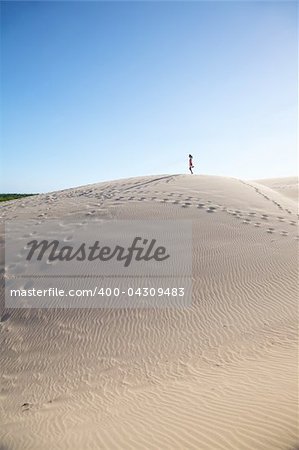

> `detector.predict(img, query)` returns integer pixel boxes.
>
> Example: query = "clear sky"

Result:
[1,1,297,193]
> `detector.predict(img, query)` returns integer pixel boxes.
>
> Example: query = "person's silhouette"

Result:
[189,154,194,174]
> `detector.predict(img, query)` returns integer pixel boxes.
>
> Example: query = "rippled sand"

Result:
[0,174,298,450]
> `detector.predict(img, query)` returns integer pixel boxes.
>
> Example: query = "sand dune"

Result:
[254,176,298,201]
[0,174,298,450]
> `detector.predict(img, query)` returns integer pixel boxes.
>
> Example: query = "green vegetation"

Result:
[0,194,37,203]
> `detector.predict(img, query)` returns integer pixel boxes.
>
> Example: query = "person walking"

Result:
[189,154,194,174]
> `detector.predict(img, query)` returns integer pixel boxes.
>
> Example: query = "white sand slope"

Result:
[254,176,298,201]
[0,174,298,450]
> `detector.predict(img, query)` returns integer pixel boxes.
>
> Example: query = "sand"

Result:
[0,174,298,450]
[254,177,298,201]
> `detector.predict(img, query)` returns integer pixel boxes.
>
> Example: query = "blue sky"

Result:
[1,1,297,193]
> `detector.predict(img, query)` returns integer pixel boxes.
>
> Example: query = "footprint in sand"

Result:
[267,228,275,233]
[289,221,296,226]
[242,219,250,224]
[63,235,73,242]
[0,313,11,323]
[261,215,268,220]
[280,231,288,236]
[197,203,205,209]
[254,223,261,227]
[21,403,31,412]
[207,206,217,213]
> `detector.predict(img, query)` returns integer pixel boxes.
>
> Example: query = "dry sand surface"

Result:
[254,177,298,201]
[0,174,298,450]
